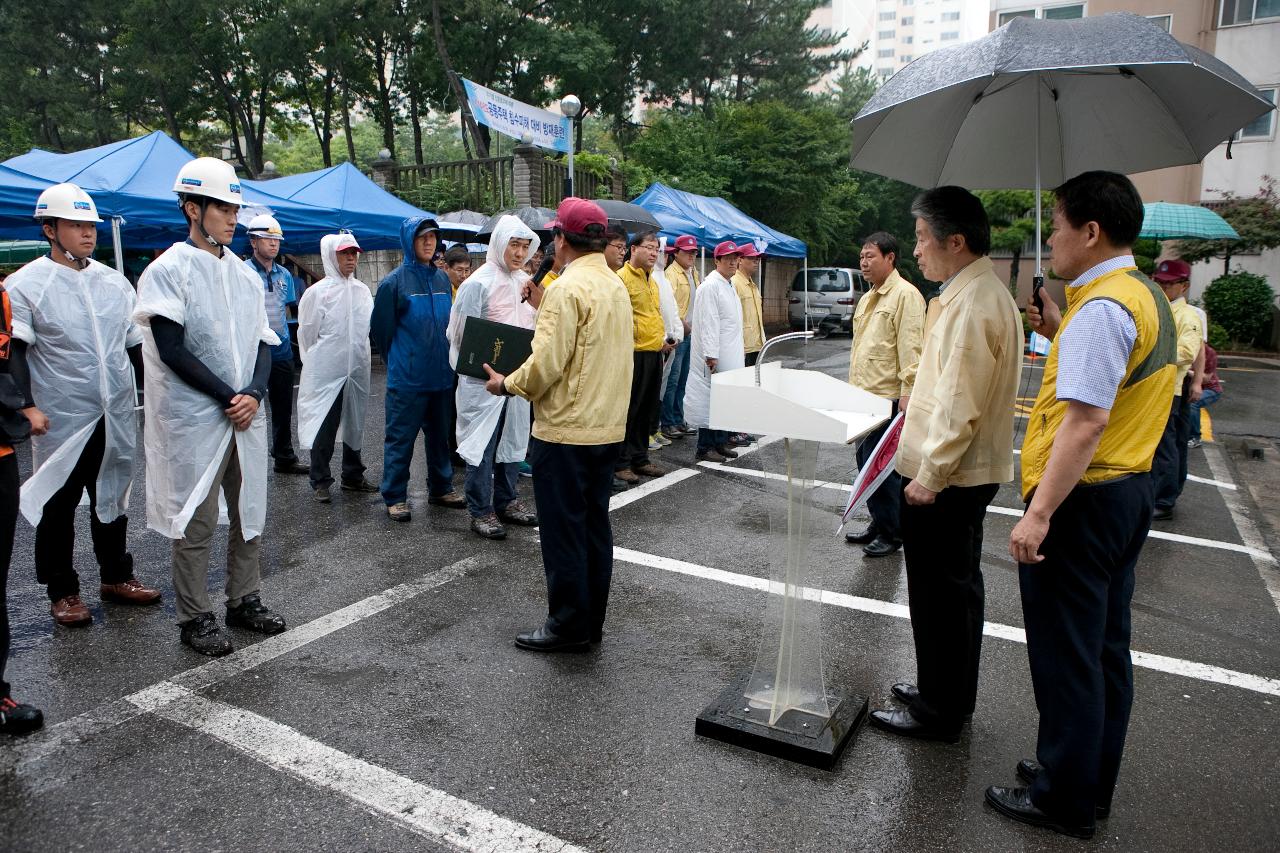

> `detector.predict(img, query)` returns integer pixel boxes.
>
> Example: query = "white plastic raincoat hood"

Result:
[446,215,538,466]
[296,234,373,451]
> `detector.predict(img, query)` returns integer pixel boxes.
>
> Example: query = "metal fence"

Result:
[540,160,612,207]
[382,157,514,211]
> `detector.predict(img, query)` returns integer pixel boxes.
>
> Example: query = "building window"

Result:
[900,55,913,63]
[878,68,894,79]
[1222,0,1280,25]
[901,0,913,5]
[879,11,896,20]
[1234,87,1277,139]
[902,16,914,25]
[998,9,1035,26]
[878,30,896,39]
[941,31,960,40]
[1147,14,1172,31]
[903,35,914,44]
[942,11,961,21]
[1044,4,1085,19]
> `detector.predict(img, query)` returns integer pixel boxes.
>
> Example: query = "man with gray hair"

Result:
[869,186,1022,743]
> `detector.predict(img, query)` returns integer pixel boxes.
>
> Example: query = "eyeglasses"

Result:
[607,242,626,250]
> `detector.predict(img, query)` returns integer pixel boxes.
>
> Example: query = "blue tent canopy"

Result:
[245,163,436,253]
[631,182,807,258]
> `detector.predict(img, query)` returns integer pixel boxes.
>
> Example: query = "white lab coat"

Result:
[296,236,373,451]
[5,256,141,526]
[132,241,279,540]
[446,216,538,466]
[683,270,744,429]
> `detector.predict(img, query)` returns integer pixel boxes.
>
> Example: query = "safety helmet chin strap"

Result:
[44,220,89,269]
[180,195,228,252]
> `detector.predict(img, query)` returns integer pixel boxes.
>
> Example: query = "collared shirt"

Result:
[848,268,925,399]
[666,261,698,319]
[618,262,665,351]
[1056,255,1138,410]
[1169,296,1203,393]
[248,256,298,361]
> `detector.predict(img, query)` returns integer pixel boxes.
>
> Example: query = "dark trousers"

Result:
[34,417,132,602]
[530,438,618,640]
[464,400,519,518]
[618,351,663,470]
[745,351,759,367]
[1,453,18,699]
[1153,380,1191,511]
[267,357,298,464]
[901,480,999,730]
[1020,474,1150,826]
[381,387,454,505]
[856,399,902,541]
[310,388,366,490]
[697,428,728,453]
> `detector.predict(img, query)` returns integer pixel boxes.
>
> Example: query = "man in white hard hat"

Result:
[244,214,306,475]
[5,183,161,629]
[133,158,286,657]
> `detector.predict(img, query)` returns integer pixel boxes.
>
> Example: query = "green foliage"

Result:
[1178,179,1280,269]
[1207,322,1230,351]
[1132,238,1160,276]
[1203,271,1275,347]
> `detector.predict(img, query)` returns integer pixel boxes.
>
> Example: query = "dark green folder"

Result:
[456,315,534,380]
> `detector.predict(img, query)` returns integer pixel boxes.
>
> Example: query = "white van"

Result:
[788,267,870,333]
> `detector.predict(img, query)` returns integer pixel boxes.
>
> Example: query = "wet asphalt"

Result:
[1,337,1277,852]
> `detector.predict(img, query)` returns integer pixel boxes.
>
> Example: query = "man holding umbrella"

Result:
[996,171,1177,839]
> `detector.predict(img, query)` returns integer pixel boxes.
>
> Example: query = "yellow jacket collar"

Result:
[937,256,996,307]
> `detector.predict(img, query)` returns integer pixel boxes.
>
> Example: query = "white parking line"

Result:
[613,547,1280,698]
[136,685,585,853]
[1203,443,1280,617]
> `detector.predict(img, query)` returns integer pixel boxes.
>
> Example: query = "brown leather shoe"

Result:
[427,491,467,509]
[51,595,92,627]
[101,578,162,606]
[632,463,665,478]
[615,469,640,484]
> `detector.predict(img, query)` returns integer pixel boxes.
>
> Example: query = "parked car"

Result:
[788,267,870,333]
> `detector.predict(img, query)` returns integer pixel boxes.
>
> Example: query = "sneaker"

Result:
[715,445,740,460]
[648,435,662,450]
[0,696,44,736]
[470,514,507,540]
[100,577,162,605]
[180,612,234,657]
[653,431,672,447]
[226,594,287,635]
[518,461,533,478]
[1187,437,1202,449]
[340,478,379,493]
[314,485,332,503]
[51,594,92,627]
[680,424,698,436]
[661,427,685,441]
[387,502,411,522]
[427,491,467,509]
[498,500,539,526]
[695,448,727,463]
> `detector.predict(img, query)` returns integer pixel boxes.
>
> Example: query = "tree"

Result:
[1178,178,1280,275]
[978,190,1047,293]
[1203,270,1275,347]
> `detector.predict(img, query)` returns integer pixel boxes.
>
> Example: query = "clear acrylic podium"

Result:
[694,336,889,769]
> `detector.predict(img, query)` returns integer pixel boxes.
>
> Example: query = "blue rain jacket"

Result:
[370,217,454,393]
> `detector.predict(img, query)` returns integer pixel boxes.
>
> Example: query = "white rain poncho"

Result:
[296,235,373,450]
[5,256,141,526]
[446,215,538,466]
[133,241,279,540]
[683,269,745,428]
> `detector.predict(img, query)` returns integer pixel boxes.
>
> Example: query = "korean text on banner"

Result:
[461,79,571,154]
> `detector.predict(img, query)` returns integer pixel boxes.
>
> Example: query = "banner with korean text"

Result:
[461,79,572,154]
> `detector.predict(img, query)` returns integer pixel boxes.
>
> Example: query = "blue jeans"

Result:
[464,401,520,518]
[381,387,454,505]
[1189,388,1220,440]
[660,337,691,429]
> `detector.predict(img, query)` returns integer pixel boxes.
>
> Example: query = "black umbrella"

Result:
[476,207,557,243]
[593,199,662,232]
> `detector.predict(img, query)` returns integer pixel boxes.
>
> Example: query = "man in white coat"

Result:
[6,183,161,628]
[685,241,745,463]
[447,215,540,540]
[296,232,376,503]
[133,157,286,657]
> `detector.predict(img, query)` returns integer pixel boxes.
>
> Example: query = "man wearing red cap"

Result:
[482,197,633,652]
[1150,258,1201,521]
[660,236,700,440]
[685,241,745,462]
[733,243,767,367]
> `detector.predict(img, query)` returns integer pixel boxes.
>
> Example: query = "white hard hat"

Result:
[172,157,244,205]
[246,213,284,239]
[34,183,103,223]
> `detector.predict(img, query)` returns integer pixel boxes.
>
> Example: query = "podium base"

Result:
[694,671,868,770]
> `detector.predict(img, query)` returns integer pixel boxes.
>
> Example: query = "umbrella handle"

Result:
[1031,275,1045,312]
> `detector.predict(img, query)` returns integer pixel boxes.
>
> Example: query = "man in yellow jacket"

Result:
[615,231,673,484]
[990,172,1176,840]
[845,231,924,558]
[733,243,766,366]
[483,198,633,652]
[870,187,1022,745]
[1150,258,1201,521]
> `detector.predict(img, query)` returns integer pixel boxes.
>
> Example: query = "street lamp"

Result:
[560,94,581,198]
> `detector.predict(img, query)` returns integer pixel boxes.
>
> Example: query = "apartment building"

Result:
[811,0,990,79]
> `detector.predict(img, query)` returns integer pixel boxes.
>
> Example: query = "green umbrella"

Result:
[1140,202,1240,240]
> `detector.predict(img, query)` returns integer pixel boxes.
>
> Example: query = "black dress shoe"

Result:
[868,708,960,743]
[514,627,589,653]
[844,526,877,545]
[863,536,902,558]
[985,786,1095,839]
[1016,760,1111,818]
[1152,505,1174,521]
[274,460,309,475]
[891,682,919,704]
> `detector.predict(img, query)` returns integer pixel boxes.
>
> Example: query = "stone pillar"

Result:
[611,169,625,200]
[370,150,397,191]
[512,144,544,208]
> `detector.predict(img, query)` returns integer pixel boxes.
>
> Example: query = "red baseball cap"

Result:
[737,242,762,258]
[334,232,362,253]
[1153,258,1191,283]
[713,240,742,258]
[670,235,698,253]
[548,197,608,236]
